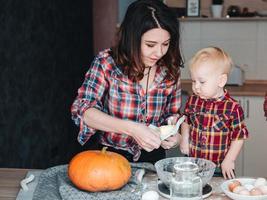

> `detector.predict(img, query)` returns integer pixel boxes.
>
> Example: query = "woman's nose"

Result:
[155,46,163,57]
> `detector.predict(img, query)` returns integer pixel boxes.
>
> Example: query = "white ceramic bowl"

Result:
[221,178,267,200]
[257,10,267,16]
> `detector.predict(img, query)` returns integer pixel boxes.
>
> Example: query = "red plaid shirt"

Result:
[184,90,249,166]
[71,49,181,161]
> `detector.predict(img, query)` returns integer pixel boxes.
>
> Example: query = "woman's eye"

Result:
[200,81,205,84]
[146,44,154,48]
[163,43,169,46]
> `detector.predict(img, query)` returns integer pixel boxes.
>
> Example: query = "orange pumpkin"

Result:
[68,147,131,192]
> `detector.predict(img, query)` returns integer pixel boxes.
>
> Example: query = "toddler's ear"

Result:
[218,74,227,87]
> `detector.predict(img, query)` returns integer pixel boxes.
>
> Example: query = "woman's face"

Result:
[141,28,170,67]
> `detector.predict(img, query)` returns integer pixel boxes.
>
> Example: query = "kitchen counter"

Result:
[0,168,29,200]
[0,168,230,200]
[182,80,267,97]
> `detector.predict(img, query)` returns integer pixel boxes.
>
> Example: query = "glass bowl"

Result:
[154,157,216,188]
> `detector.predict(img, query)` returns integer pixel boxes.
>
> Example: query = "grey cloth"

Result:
[32,162,155,200]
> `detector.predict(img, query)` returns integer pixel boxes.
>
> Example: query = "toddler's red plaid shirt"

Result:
[184,90,249,166]
[71,49,181,161]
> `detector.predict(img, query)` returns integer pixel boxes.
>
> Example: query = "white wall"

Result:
[180,20,267,80]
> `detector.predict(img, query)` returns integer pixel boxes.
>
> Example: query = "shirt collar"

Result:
[111,63,169,85]
[196,89,229,103]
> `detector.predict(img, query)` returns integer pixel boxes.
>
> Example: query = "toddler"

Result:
[180,47,249,179]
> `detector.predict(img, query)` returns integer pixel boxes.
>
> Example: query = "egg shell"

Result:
[243,184,254,191]
[254,178,267,187]
[238,189,250,195]
[258,185,267,195]
[228,180,241,192]
[250,188,263,196]
[233,185,246,194]
[142,190,159,200]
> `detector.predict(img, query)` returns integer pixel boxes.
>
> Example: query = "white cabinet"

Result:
[180,20,267,80]
[233,96,267,177]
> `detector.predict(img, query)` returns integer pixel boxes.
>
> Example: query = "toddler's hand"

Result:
[221,158,235,179]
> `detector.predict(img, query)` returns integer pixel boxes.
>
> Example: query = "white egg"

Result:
[250,188,263,196]
[238,189,250,195]
[258,185,267,195]
[233,185,246,194]
[142,190,159,200]
[243,184,254,191]
[254,178,267,187]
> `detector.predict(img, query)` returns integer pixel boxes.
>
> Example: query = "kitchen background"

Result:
[166,0,267,17]
[1,0,266,176]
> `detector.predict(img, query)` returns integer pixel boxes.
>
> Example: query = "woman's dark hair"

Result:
[112,0,183,83]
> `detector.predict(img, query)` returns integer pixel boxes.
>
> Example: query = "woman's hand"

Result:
[161,133,181,149]
[128,122,161,152]
[161,116,181,149]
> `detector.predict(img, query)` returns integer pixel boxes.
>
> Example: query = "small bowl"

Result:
[257,10,267,17]
[221,178,267,200]
[154,157,216,188]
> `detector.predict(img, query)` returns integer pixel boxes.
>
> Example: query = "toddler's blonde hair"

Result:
[189,47,233,75]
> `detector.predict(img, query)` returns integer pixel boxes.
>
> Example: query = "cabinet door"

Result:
[232,96,245,176]
[242,96,267,177]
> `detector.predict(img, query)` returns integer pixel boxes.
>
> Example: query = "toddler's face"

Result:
[190,61,224,99]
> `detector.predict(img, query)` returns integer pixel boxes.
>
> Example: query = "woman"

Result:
[71,0,183,163]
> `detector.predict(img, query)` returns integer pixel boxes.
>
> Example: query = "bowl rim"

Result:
[154,157,216,169]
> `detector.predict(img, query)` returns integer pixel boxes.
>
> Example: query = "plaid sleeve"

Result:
[71,56,108,145]
[230,103,249,140]
[163,78,182,124]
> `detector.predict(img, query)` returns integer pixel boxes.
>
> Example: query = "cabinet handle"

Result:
[246,100,249,118]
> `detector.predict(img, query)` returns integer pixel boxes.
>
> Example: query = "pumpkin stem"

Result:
[101,146,108,154]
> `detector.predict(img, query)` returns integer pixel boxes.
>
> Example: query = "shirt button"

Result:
[201,136,207,144]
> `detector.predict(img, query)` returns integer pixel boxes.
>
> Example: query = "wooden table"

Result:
[0,168,230,200]
[0,168,29,200]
